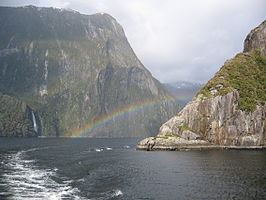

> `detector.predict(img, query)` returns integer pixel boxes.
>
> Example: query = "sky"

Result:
[1,0,266,83]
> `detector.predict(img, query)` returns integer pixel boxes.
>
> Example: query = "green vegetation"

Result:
[197,50,266,112]
[165,134,181,138]
[155,135,169,139]
[177,122,194,132]
[155,133,181,139]
[0,93,36,136]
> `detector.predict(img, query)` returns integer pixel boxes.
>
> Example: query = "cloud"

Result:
[1,0,266,83]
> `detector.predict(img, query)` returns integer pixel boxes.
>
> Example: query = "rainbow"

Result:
[68,96,184,137]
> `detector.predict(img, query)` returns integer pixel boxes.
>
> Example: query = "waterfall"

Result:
[31,111,38,133]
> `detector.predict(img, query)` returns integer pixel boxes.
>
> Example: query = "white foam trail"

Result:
[95,148,103,152]
[112,189,123,197]
[106,147,112,151]
[2,150,84,200]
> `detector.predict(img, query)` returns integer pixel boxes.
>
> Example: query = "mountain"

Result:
[138,20,266,150]
[0,6,180,137]
[163,81,203,105]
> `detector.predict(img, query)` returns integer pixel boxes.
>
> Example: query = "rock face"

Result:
[155,90,265,146]
[138,20,266,150]
[244,21,266,56]
[0,6,180,137]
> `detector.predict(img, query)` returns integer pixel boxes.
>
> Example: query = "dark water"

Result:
[0,138,265,200]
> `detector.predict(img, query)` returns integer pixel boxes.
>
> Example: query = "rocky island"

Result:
[138,20,266,150]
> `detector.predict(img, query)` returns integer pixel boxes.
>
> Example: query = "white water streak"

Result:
[2,149,84,200]
[31,111,38,133]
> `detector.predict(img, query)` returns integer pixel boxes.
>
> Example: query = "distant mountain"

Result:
[163,81,203,104]
[0,6,180,137]
[138,20,266,150]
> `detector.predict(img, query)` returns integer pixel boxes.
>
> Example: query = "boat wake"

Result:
[112,189,123,197]
[1,149,84,200]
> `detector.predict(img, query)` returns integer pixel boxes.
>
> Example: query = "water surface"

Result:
[0,138,265,200]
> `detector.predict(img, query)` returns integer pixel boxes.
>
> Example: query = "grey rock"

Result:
[137,136,209,151]
[180,130,202,140]
[244,20,266,56]
[157,90,265,146]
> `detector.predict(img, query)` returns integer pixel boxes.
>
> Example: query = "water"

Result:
[31,111,38,133]
[0,138,265,200]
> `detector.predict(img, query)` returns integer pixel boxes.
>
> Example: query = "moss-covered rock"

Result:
[198,50,266,113]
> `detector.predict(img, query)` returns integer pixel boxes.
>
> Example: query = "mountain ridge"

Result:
[0,6,180,137]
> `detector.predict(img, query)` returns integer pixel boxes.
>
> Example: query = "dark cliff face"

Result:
[0,6,180,137]
[139,20,266,148]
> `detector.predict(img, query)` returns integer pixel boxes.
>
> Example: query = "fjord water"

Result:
[0,138,265,200]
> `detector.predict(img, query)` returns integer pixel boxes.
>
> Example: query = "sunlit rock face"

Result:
[0,6,180,137]
[156,90,265,146]
[138,20,266,149]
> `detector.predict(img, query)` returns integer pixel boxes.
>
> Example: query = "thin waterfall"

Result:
[31,111,38,133]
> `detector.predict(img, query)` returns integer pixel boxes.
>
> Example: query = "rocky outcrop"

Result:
[244,20,266,56]
[156,91,265,145]
[137,137,210,151]
[138,85,265,151]
[0,6,180,137]
[138,20,266,150]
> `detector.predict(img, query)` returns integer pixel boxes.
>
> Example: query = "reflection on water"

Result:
[0,138,265,200]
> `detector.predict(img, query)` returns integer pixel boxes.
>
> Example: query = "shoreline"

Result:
[136,145,266,151]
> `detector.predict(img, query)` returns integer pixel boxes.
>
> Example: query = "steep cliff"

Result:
[138,21,266,149]
[0,6,179,137]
